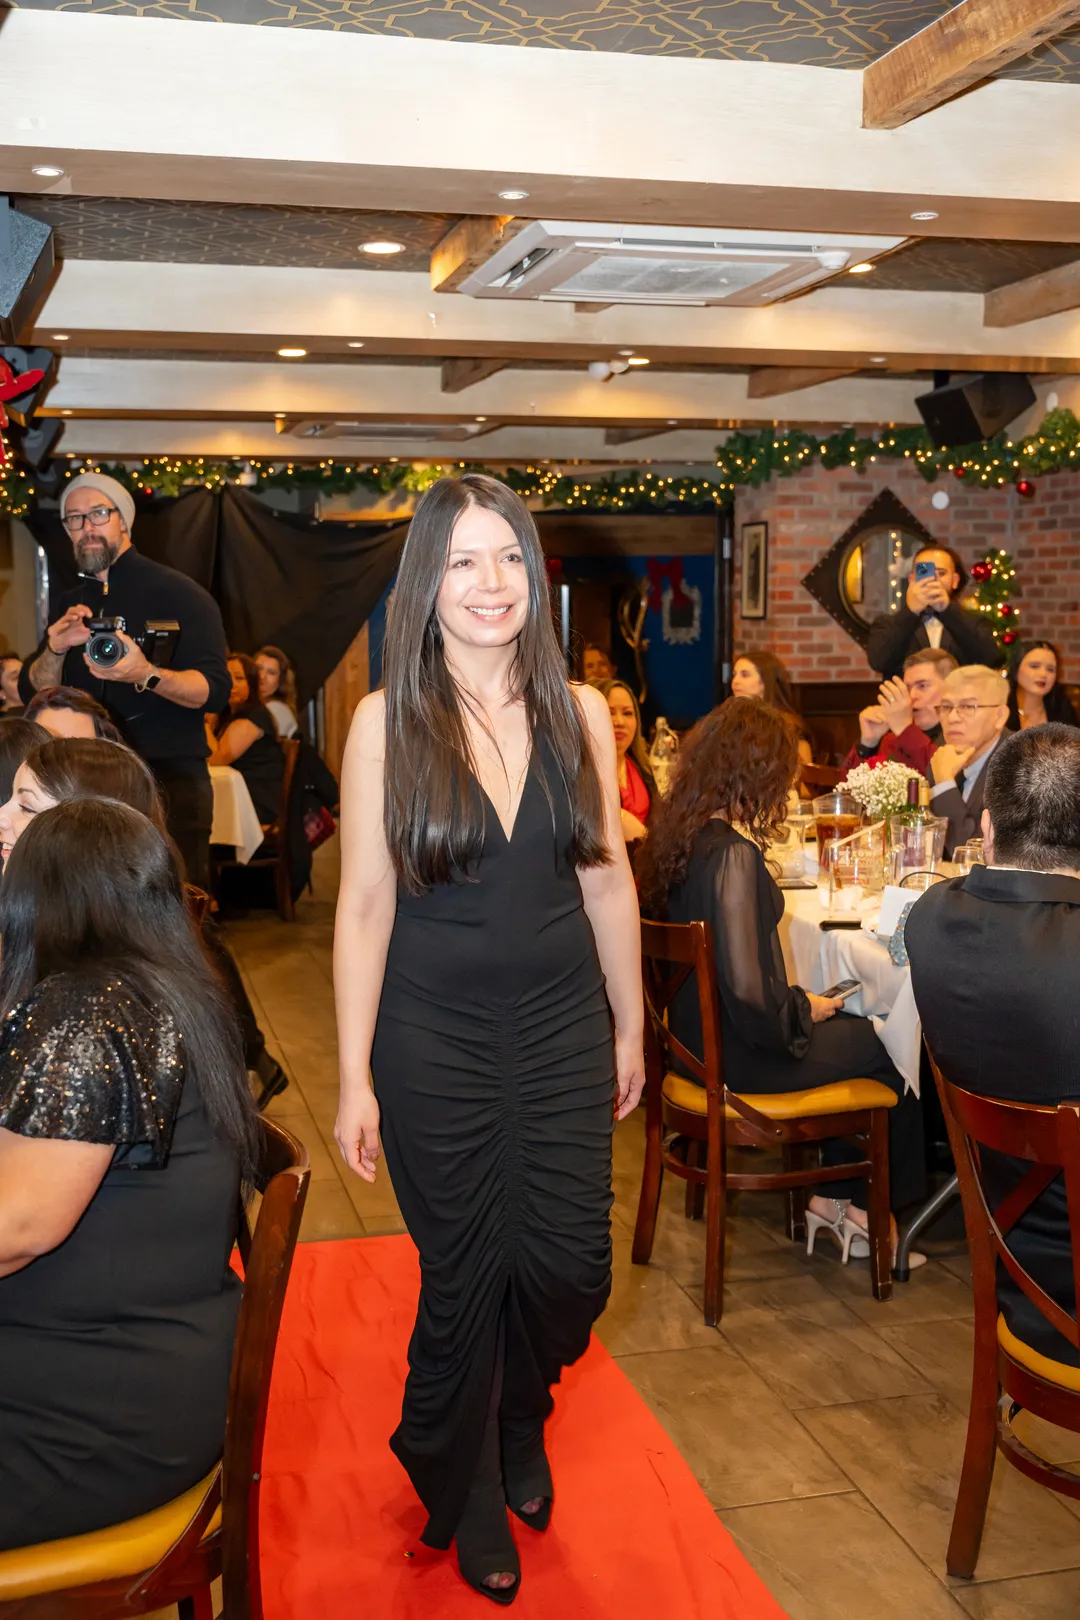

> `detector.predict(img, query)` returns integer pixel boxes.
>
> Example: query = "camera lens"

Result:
[87,632,123,668]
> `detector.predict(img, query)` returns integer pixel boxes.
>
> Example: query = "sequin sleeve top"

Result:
[0,972,185,1165]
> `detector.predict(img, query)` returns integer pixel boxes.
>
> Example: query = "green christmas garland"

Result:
[3,407,1080,520]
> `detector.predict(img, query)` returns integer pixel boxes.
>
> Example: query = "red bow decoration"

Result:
[645,556,691,611]
[0,358,46,469]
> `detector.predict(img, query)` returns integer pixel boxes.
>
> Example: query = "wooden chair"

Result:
[214,739,300,923]
[929,1052,1080,1579]
[633,918,897,1324]
[800,763,843,792]
[0,1117,311,1619]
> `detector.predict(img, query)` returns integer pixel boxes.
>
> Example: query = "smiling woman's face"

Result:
[0,765,58,865]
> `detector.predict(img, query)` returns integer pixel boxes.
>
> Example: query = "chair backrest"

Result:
[640,918,724,1103]
[272,738,301,834]
[929,1051,1080,1360]
[184,884,212,926]
[222,1116,310,1619]
[801,763,843,791]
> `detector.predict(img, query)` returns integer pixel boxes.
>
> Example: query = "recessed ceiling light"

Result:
[32,165,64,178]
[498,189,530,202]
[475,416,487,422]
[667,418,678,425]
[277,347,307,358]
[347,341,365,348]
[911,210,939,221]
[627,356,650,366]
[361,240,406,255]
[848,262,875,274]
[274,412,287,419]
[52,333,69,342]
[869,355,888,363]
[618,350,636,357]
[60,409,72,416]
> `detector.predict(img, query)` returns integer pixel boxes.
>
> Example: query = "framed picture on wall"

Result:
[740,522,768,619]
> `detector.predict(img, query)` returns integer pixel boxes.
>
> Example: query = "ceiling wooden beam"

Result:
[747,366,860,398]
[984,257,1080,326]
[440,357,507,393]
[862,0,1080,130]
[604,425,670,445]
[430,215,529,294]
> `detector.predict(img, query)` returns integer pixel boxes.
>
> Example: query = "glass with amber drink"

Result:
[812,793,863,873]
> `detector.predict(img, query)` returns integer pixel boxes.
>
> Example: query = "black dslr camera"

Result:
[85,616,180,670]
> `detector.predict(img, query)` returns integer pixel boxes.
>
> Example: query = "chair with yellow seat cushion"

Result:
[633,918,897,1327]
[0,1116,310,1620]
[928,1053,1080,1580]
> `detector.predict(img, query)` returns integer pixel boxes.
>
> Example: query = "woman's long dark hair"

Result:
[24,737,167,834]
[736,649,805,731]
[0,717,48,802]
[382,474,608,892]
[214,652,260,738]
[0,798,259,1173]
[1006,639,1079,730]
[636,698,799,910]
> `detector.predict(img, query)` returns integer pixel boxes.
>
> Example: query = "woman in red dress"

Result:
[598,679,655,844]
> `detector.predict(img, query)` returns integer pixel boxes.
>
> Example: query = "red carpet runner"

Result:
[259,1236,787,1619]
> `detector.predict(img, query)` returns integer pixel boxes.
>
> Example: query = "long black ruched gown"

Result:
[371,734,615,1549]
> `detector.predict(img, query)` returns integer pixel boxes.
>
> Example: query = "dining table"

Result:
[209,764,264,864]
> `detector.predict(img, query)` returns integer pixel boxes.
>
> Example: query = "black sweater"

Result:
[20,547,230,763]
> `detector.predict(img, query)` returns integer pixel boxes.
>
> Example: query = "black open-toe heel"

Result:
[456,1416,520,1604]
[501,1418,553,1532]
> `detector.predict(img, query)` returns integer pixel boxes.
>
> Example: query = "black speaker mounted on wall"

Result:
[915,372,1037,450]
[0,198,55,346]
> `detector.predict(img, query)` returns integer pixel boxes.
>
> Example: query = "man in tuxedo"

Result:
[907,723,1080,1364]
[867,545,1003,678]
[928,665,1009,856]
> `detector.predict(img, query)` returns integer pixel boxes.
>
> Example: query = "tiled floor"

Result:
[223,840,1080,1619]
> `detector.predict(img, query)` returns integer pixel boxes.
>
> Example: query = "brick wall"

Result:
[733,462,1080,681]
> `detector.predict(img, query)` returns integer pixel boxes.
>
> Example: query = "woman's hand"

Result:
[334,1084,381,1182]
[614,1032,646,1120]
[806,992,843,1024]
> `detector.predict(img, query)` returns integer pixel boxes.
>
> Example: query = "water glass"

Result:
[954,839,985,875]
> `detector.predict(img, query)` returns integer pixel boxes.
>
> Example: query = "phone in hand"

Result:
[914,558,938,584]
[822,979,862,1002]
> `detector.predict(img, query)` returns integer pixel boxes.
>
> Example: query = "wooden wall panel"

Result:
[322,622,369,783]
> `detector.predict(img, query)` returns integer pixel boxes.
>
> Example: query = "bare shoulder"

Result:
[349,690,386,758]
[570,680,612,732]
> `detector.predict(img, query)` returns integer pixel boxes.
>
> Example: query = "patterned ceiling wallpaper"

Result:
[7,0,1080,79]
[13,197,454,269]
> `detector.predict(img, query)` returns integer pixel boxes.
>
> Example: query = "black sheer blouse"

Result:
[665,819,812,1088]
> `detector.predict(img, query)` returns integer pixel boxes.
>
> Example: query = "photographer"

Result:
[866,544,1002,679]
[20,473,229,888]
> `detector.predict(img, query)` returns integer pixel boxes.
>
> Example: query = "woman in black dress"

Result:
[334,474,643,1603]
[205,651,285,823]
[0,797,258,1549]
[1005,638,1080,731]
[636,698,927,1264]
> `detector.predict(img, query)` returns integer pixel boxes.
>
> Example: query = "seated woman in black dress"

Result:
[1005,638,1080,732]
[206,651,285,825]
[0,797,258,1550]
[636,696,927,1264]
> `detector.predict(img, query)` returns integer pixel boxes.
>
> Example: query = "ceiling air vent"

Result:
[287,421,488,442]
[457,223,907,307]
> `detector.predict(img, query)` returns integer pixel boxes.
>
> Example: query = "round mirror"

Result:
[839,525,924,628]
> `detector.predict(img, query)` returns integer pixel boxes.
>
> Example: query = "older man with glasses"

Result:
[928,664,1010,857]
[20,473,230,888]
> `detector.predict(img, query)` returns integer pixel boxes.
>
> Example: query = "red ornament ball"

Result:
[1002,630,1018,646]
[1016,478,1036,498]
[970,561,992,583]
[999,603,1013,617]
[952,465,967,480]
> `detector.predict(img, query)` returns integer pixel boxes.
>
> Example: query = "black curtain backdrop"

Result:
[28,487,405,705]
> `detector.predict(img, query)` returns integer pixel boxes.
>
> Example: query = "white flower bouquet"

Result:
[839,759,923,820]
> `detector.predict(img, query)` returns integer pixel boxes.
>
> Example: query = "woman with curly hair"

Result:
[636,697,926,1259]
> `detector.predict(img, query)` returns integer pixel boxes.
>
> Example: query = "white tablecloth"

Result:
[777,889,923,1094]
[209,765,263,865]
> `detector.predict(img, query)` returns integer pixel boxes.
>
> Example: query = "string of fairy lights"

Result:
[3,408,1080,519]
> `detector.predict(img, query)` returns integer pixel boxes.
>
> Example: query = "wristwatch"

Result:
[135,667,163,693]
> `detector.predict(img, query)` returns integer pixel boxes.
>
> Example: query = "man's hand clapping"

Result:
[877,677,915,737]
[858,705,889,747]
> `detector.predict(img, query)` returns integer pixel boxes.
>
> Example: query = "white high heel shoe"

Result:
[841,1214,926,1269]
[805,1197,850,1256]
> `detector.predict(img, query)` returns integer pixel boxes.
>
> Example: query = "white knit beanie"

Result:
[60,472,136,534]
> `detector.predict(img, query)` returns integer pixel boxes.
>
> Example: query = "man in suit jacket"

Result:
[928,665,1009,856]
[907,723,1080,1365]
[867,545,1003,678]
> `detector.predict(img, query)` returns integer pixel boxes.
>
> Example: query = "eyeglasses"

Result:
[939,701,1000,719]
[63,505,118,533]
